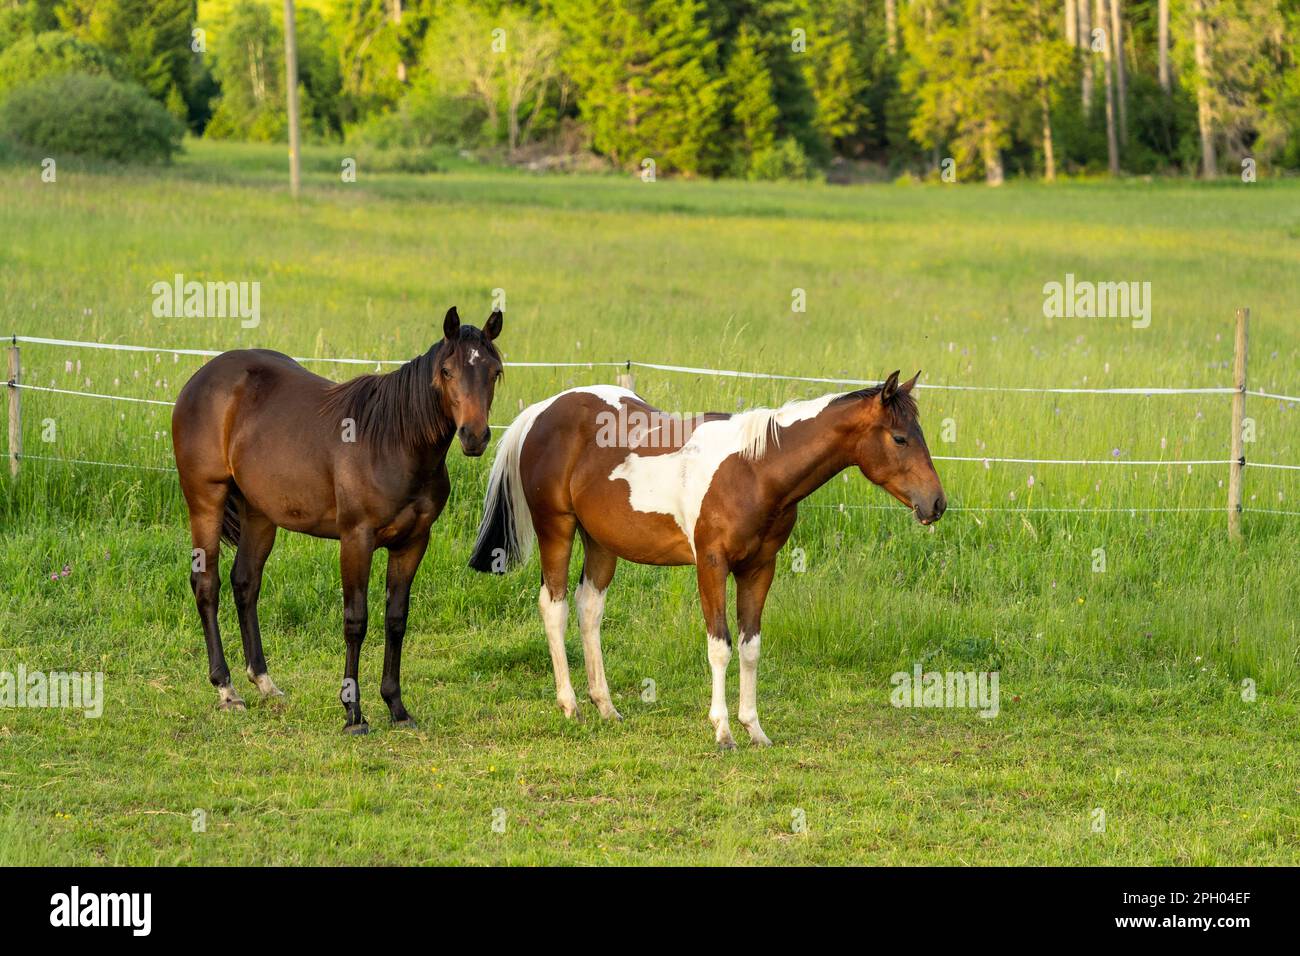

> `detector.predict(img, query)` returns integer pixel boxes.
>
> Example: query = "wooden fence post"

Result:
[616,361,635,392]
[7,339,20,478]
[1228,308,1248,540]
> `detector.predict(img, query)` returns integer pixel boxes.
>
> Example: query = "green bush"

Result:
[350,146,447,175]
[0,72,183,164]
[748,137,812,181]
[350,77,487,151]
[0,31,121,101]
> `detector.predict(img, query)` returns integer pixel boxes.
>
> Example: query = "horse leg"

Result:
[576,531,620,720]
[339,528,375,734]
[696,552,735,750]
[231,510,282,700]
[537,515,579,718]
[381,534,428,727]
[735,560,776,747]
[184,480,243,711]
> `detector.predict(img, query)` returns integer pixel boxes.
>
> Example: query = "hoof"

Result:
[248,670,284,699]
[557,697,579,719]
[593,701,623,721]
[392,717,419,730]
[742,722,773,747]
[342,720,370,736]
[217,686,246,711]
[716,737,738,752]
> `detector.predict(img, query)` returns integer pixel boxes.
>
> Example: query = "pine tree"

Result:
[902,0,1038,183]
[801,23,869,154]
[555,0,726,175]
[725,25,779,174]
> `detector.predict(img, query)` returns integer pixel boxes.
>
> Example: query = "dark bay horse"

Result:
[469,370,944,748]
[173,307,503,733]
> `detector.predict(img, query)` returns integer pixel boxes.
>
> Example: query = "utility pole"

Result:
[284,0,301,199]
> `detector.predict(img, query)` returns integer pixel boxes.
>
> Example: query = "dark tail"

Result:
[221,484,242,547]
[468,473,512,573]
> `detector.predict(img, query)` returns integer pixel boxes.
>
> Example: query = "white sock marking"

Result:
[575,579,618,718]
[708,635,733,745]
[538,585,577,715]
[738,633,770,744]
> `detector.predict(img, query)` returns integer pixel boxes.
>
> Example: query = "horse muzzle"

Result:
[458,425,492,457]
[914,494,947,525]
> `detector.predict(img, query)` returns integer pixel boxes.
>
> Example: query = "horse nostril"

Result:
[935,496,947,516]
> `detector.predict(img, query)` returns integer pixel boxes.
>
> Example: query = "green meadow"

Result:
[0,141,1297,864]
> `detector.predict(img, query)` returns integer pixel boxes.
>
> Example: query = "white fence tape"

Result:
[8,332,1300,478]
[11,334,1278,396]
[14,382,176,406]
[13,335,623,370]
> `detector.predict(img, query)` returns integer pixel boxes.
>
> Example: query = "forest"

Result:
[0,0,1296,181]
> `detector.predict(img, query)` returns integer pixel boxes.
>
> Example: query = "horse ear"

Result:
[484,310,503,341]
[900,370,921,395]
[880,369,902,404]
[443,306,460,340]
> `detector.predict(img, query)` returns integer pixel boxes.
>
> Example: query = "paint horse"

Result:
[469,370,945,748]
[173,307,503,733]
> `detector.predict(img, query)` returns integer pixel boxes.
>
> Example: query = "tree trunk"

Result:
[1039,0,1057,181]
[1109,0,1127,143]
[980,0,1003,185]
[1096,0,1119,174]
[1040,83,1056,182]
[1065,0,1077,46]
[885,0,898,55]
[390,0,406,84]
[1192,1,1216,178]
[982,129,1004,185]
[1158,0,1170,93]
[284,0,301,199]
[1079,0,1093,114]
[508,98,520,158]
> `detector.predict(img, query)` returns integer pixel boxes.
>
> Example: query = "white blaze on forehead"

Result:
[609,392,841,557]
[468,348,481,365]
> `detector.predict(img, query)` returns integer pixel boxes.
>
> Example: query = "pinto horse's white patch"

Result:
[608,393,841,556]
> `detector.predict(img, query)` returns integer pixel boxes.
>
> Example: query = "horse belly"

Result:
[578,459,697,565]
[583,503,695,566]
[230,458,338,538]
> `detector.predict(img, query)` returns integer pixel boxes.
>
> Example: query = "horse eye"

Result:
[441,366,453,378]
[893,435,907,446]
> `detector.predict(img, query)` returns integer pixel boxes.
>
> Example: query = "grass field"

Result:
[1,140,1298,864]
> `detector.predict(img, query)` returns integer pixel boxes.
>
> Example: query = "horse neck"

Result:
[763,400,862,510]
